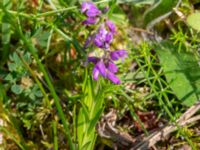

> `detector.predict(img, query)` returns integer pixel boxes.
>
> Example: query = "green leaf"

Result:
[9,52,22,66]
[23,52,32,64]
[109,5,127,25]
[33,30,51,48]
[32,85,43,98]
[35,90,43,97]
[2,17,11,45]
[4,74,14,82]
[156,41,200,106]
[1,0,12,64]
[0,83,7,104]
[77,70,105,150]
[186,12,200,31]
[11,84,23,95]
[144,0,181,28]
[29,93,35,100]
[8,63,17,71]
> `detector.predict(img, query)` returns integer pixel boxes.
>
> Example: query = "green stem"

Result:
[52,121,58,150]
[0,0,111,19]
[37,6,76,17]
[0,9,35,19]
[37,0,111,17]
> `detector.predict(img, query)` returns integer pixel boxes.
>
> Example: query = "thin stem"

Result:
[52,121,58,150]
[37,0,111,17]
[0,9,35,19]
[0,0,111,19]
[37,6,77,17]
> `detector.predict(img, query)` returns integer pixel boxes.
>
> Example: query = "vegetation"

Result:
[1,0,200,149]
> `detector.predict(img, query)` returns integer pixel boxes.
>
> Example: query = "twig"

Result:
[131,27,154,35]
[178,102,200,123]
[131,102,200,150]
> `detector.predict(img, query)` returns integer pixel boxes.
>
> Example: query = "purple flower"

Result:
[94,27,107,48]
[95,60,107,77]
[94,26,113,49]
[81,2,101,17]
[86,8,101,17]
[81,2,92,13]
[83,17,98,25]
[107,71,120,84]
[107,61,118,73]
[89,57,120,84]
[81,2,96,13]
[110,50,128,61]
[88,57,99,64]
[92,67,100,80]
[105,32,113,44]
[106,20,116,34]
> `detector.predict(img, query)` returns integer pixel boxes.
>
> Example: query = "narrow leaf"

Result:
[144,0,181,28]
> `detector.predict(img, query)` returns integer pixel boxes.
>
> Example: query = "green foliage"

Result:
[0,0,200,149]
[156,41,200,106]
[11,84,23,95]
[4,51,43,99]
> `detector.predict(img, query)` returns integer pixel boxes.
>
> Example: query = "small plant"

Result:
[1,0,200,149]
[76,2,128,150]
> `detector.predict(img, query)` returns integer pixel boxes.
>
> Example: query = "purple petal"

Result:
[81,2,97,13]
[94,36,103,48]
[88,57,99,64]
[81,2,93,13]
[110,51,120,61]
[92,67,100,80]
[98,26,108,39]
[96,60,107,77]
[105,32,113,44]
[104,43,110,49]
[107,71,120,84]
[117,50,128,57]
[94,26,111,48]
[83,17,97,25]
[110,50,128,61]
[106,20,116,33]
[81,2,101,17]
[107,61,118,73]
[86,8,101,17]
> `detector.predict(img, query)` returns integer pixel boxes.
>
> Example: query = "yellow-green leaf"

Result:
[187,12,200,31]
